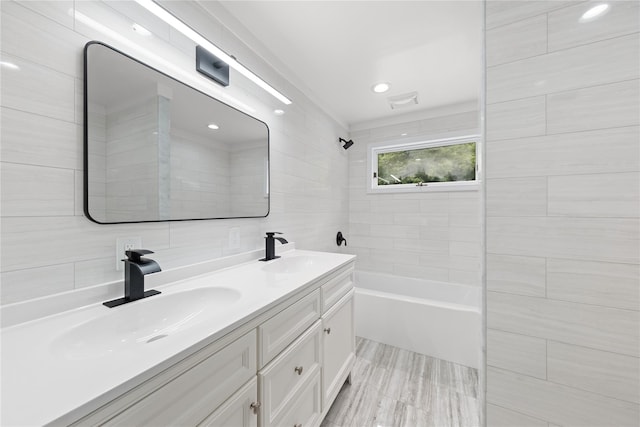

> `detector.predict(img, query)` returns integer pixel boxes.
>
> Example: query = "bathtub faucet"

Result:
[260,232,288,261]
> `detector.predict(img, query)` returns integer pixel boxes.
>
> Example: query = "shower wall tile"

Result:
[486,254,546,297]
[348,105,481,286]
[487,367,640,427]
[547,341,640,404]
[546,80,640,134]
[486,14,547,66]
[486,177,547,217]
[485,96,546,141]
[487,216,639,264]
[547,172,640,218]
[486,126,640,179]
[10,0,75,30]
[485,1,571,30]
[548,1,640,52]
[486,0,640,423]
[487,329,546,379]
[487,291,640,357]
[1,163,75,217]
[487,34,639,104]
[546,258,640,311]
[487,404,548,427]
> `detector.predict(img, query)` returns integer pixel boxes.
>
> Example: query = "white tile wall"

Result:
[0,0,349,306]
[486,1,640,424]
[346,104,481,286]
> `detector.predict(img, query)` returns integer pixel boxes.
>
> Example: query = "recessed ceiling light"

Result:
[274,109,285,116]
[401,133,408,136]
[132,23,151,36]
[372,82,391,93]
[579,3,609,22]
[208,123,219,130]
[0,61,20,70]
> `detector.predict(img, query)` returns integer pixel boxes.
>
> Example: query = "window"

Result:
[369,136,479,192]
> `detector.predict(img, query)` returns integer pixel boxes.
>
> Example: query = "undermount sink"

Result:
[261,255,315,274]
[51,287,241,360]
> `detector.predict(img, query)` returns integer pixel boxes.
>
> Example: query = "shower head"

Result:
[339,137,354,150]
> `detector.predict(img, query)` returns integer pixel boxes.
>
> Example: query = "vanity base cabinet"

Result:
[321,290,355,410]
[199,378,257,427]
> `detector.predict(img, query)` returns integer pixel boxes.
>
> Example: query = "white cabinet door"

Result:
[321,290,355,409]
[199,378,258,427]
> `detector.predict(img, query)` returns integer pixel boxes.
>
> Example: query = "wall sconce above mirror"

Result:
[84,41,270,224]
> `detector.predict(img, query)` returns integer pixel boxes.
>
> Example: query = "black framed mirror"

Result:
[84,41,269,224]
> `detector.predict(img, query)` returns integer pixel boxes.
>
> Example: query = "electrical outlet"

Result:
[228,227,240,250]
[116,237,141,271]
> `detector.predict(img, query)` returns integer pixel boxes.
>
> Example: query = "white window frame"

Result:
[367,135,480,193]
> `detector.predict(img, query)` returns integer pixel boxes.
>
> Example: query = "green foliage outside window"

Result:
[377,142,476,186]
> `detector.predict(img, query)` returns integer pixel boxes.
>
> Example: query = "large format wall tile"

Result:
[487,404,548,427]
[547,341,640,404]
[486,253,546,297]
[485,0,572,30]
[486,126,640,179]
[0,107,81,170]
[487,216,639,264]
[486,177,547,217]
[487,329,546,379]
[548,1,640,52]
[487,34,639,103]
[547,80,640,134]
[486,96,546,141]
[487,291,640,357]
[546,258,640,311]
[547,172,640,218]
[0,53,75,122]
[1,163,75,217]
[486,15,547,66]
[0,264,75,304]
[488,367,640,427]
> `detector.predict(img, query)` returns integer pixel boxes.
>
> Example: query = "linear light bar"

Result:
[136,0,292,105]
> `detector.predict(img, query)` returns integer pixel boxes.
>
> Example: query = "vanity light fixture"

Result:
[135,0,292,105]
[579,3,610,22]
[207,123,220,130]
[132,23,152,36]
[372,82,391,93]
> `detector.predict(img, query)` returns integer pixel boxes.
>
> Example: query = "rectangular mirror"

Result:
[84,42,269,223]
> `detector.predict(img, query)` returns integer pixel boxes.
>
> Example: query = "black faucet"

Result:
[103,249,162,308]
[259,232,288,261]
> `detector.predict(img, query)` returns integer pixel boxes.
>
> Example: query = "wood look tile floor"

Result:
[321,337,480,427]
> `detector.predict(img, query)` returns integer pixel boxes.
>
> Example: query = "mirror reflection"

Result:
[84,42,269,224]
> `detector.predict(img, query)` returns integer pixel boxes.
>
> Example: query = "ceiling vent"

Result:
[387,91,419,109]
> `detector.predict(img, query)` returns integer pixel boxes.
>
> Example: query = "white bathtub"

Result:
[355,271,482,369]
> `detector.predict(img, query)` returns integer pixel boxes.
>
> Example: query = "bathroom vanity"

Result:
[0,249,355,426]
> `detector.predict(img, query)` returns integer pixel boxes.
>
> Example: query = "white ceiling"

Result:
[217,0,483,126]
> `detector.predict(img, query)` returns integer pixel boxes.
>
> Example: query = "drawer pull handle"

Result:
[250,401,261,414]
[294,424,302,427]
[294,366,303,375]
[324,327,331,334]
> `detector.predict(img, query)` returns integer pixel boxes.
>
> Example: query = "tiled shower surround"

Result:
[0,0,349,304]
[485,1,639,426]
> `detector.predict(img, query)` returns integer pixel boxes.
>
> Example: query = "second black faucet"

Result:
[260,232,288,261]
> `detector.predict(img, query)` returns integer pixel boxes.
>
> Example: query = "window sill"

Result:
[368,181,480,194]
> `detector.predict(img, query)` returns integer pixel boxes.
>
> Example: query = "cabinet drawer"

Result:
[258,289,320,367]
[275,370,322,427]
[198,378,257,427]
[103,330,257,426]
[321,267,354,313]
[259,321,322,427]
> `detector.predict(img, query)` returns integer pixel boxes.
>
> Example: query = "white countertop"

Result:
[0,249,355,426]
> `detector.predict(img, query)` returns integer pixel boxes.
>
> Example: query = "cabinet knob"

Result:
[294,366,303,375]
[324,327,331,334]
[250,401,261,414]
